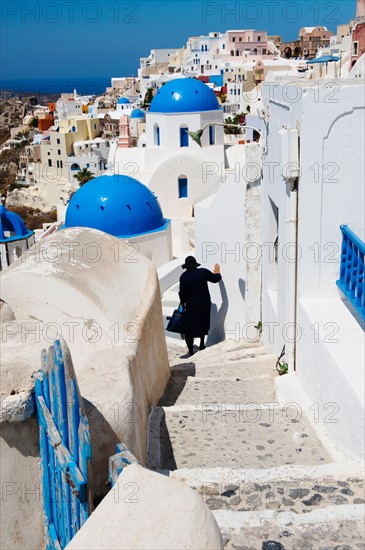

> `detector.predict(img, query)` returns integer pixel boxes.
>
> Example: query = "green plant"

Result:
[143,88,154,107]
[224,112,247,134]
[74,167,95,186]
[277,362,288,375]
[254,321,262,335]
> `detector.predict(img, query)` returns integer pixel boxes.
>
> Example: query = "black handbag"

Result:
[166,306,186,334]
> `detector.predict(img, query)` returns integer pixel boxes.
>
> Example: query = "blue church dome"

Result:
[0,204,33,243]
[130,108,145,119]
[149,78,220,113]
[117,97,130,104]
[65,175,167,238]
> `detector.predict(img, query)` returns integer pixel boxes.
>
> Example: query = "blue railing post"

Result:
[336,225,365,322]
[33,340,92,550]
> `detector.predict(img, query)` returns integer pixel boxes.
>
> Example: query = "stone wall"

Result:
[0,227,170,547]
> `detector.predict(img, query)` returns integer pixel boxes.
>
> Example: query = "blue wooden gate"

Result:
[33,339,92,550]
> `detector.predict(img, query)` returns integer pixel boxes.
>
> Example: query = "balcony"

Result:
[336,225,365,322]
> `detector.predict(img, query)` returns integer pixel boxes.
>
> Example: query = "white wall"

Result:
[127,223,173,268]
[66,464,223,550]
[260,77,365,458]
[0,227,171,520]
[195,143,262,343]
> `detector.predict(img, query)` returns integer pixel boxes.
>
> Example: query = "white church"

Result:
[108,78,248,255]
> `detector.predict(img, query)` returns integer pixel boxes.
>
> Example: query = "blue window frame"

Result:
[180,127,189,147]
[154,125,160,146]
[178,177,188,198]
[209,125,215,145]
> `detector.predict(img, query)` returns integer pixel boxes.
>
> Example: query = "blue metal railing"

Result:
[336,225,365,321]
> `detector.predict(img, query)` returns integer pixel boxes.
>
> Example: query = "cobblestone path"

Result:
[148,339,365,549]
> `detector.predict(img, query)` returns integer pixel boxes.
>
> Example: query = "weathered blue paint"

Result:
[33,340,92,550]
[108,443,139,487]
[336,225,365,322]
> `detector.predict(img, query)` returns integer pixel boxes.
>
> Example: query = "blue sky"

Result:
[1,0,357,80]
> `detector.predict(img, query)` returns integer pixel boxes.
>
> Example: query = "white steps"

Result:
[214,505,365,549]
[147,339,365,548]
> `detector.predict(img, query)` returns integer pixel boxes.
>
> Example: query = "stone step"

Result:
[168,345,270,371]
[148,405,331,471]
[213,505,365,549]
[162,298,180,309]
[158,377,276,407]
[169,463,365,514]
[176,355,277,381]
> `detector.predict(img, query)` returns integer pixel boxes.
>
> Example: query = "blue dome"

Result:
[0,204,33,243]
[65,175,167,238]
[149,79,220,113]
[130,108,145,119]
[117,97,130,104]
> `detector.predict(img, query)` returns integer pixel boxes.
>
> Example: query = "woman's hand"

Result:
[213,263,221,274]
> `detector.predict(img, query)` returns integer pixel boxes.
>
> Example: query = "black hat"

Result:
[182,256,201,269]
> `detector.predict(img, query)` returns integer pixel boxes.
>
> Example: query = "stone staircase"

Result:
[147,339,365,549]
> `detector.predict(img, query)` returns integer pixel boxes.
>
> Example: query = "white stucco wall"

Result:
[260,78,365,458]
[195,143,262,343]
[125,223,173,268]
[66,464,223,550]
[0,227,171,545]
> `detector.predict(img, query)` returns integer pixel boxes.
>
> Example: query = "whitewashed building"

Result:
[109,78,229,254]
[194,72,365,459]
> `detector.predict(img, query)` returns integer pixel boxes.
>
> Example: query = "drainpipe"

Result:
[286,177,299,374]
[270,99,299,374]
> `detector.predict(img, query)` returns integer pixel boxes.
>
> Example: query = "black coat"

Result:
[179,267,222,337]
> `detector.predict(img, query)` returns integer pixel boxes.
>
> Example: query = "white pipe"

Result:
[285,182,298,374]
[270,98,298,374]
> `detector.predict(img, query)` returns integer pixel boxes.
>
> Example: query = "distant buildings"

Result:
[281,26,334,58]
[0,203,35,270]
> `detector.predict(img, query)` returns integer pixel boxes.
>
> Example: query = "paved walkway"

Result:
[148,339,365,549]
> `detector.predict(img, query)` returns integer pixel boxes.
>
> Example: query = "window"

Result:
[180,126,189,147]
[222,44,225,49]
[239,37,242,42]
[60,161,63,168]
[56,161,59,168]
[94,124,97,129]
[58,149,61,155]
[258,36,261,42]
[178,176,188,198]
[232,37,236,42]
[209,125,215,145]
[236,50,240,56]
[154,124,160,146]
[353,41,359,56]
[230,50,234,56]
[57,138,60,144]
[48,159,52,167]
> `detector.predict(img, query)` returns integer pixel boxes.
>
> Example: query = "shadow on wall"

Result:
[238,278,246,301]
[83,399,120,506]
[207,279,228,345]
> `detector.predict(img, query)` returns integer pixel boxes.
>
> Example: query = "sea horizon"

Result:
[0,76,124,96]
